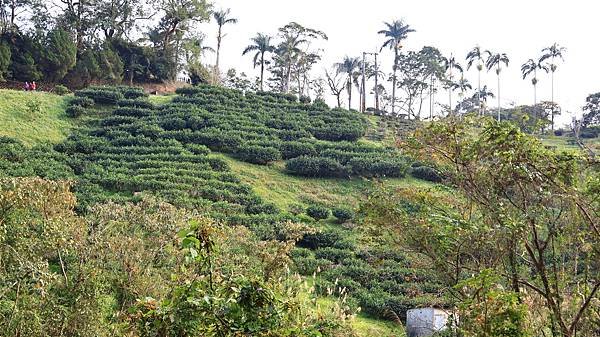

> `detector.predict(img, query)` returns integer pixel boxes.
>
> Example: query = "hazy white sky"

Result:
[199,0,599,125]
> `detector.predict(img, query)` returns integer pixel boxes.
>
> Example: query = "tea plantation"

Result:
[0,85,446,327]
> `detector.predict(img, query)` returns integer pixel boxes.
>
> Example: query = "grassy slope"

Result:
[0,89,71,145]
[220,154,431,211]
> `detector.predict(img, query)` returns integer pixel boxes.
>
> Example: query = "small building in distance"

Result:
[406,308,451,337]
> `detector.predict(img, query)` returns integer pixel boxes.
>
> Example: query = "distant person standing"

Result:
[31,81,37,91]
[24,82,30,91]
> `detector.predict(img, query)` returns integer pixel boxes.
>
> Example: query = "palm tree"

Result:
[485,50,509,121]
[539,43,566,130]
[472,85,495,112]
[466,46,485,116]
[442,55,463,115]
[212,8,238,77]
[521,59,548,115]
[277,34,307,93]
[378,20,415,115]
[335,56,361,110]
[457,76,472,114]
[242,33,275,91]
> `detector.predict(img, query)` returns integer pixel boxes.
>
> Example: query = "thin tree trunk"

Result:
[260,53,265,91]
[478,69,481,116]
[348,78,352,110]
[551,69,555,131]
[392,47,398,115]
[497,68,501,122]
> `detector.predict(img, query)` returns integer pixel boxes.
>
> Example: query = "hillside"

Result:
[0,89,72,145]
[1,86,433,336]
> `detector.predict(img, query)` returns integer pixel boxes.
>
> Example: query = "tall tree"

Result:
[540,42,566,131]
[325,68,344,108]
[151,0,211,80]
[521,58,548,119]
[456,76,472,114]
[485,50,509,121]
[466,46,485,115]
[442,54,463,115]
[242,33,275,91]
[335,56,360,110]
[378,19,415,115]
[212,7,237,79]
[273,22,327,93]
[95,0,151,40]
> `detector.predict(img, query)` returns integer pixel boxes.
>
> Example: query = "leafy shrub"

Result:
[66,105,86,118]
[297,230,350,250]
[280,141,317,160]
[315,247,354,264]
[311,125,365,142]
[117,99,155,109]
[348,157,408,178]
[332,207,354,223]
[69,96,94,108]
[185,144,211,156]
[236,145,281,165]
[76,88,124,104]
[306,205,330,220]
[54,84,70,95]
[285,156,349,178]
[296,257,332,275]
[299,95,311,104]
[120,86,148,99]
[411,165,443,183]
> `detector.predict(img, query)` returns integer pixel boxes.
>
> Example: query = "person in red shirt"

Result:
[31,81,37,91]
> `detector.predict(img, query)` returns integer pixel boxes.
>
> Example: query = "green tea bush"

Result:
[76,88,124,104]
[285,156,349,178]
[280,141,317,159]
[315,247,354,264]
[54,84,71,95]
[306,205,330,220]
[69,96,94,108]
[117,99,155,109]
[66,105,86,118]
[332,207,354,223]
[236,145,281,165]
[411,165,443,182]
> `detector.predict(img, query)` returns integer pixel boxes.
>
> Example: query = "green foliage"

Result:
[332,206,354,223]
[454,270,530,337]
[286,156,349,178]
[236,145,281,165]
[53,84,71,95]
[410,164,443,182]
[66,105,86,118]
[306,204,330,220]
[69,96,95,108]
[43,29,77,82]
[75,87,125,104]
[0,41,10,81]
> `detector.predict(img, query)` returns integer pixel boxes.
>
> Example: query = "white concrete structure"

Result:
[406,308,450,337]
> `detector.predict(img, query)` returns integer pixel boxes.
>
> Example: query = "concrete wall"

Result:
[406,308,450,337]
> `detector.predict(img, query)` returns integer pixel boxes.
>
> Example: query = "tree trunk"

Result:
[348,78,352,110]
[477,69,481,116]
[392,47,398,115]
[551,69,555,131]
[260,53,265,91]
[497,67,501,122]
